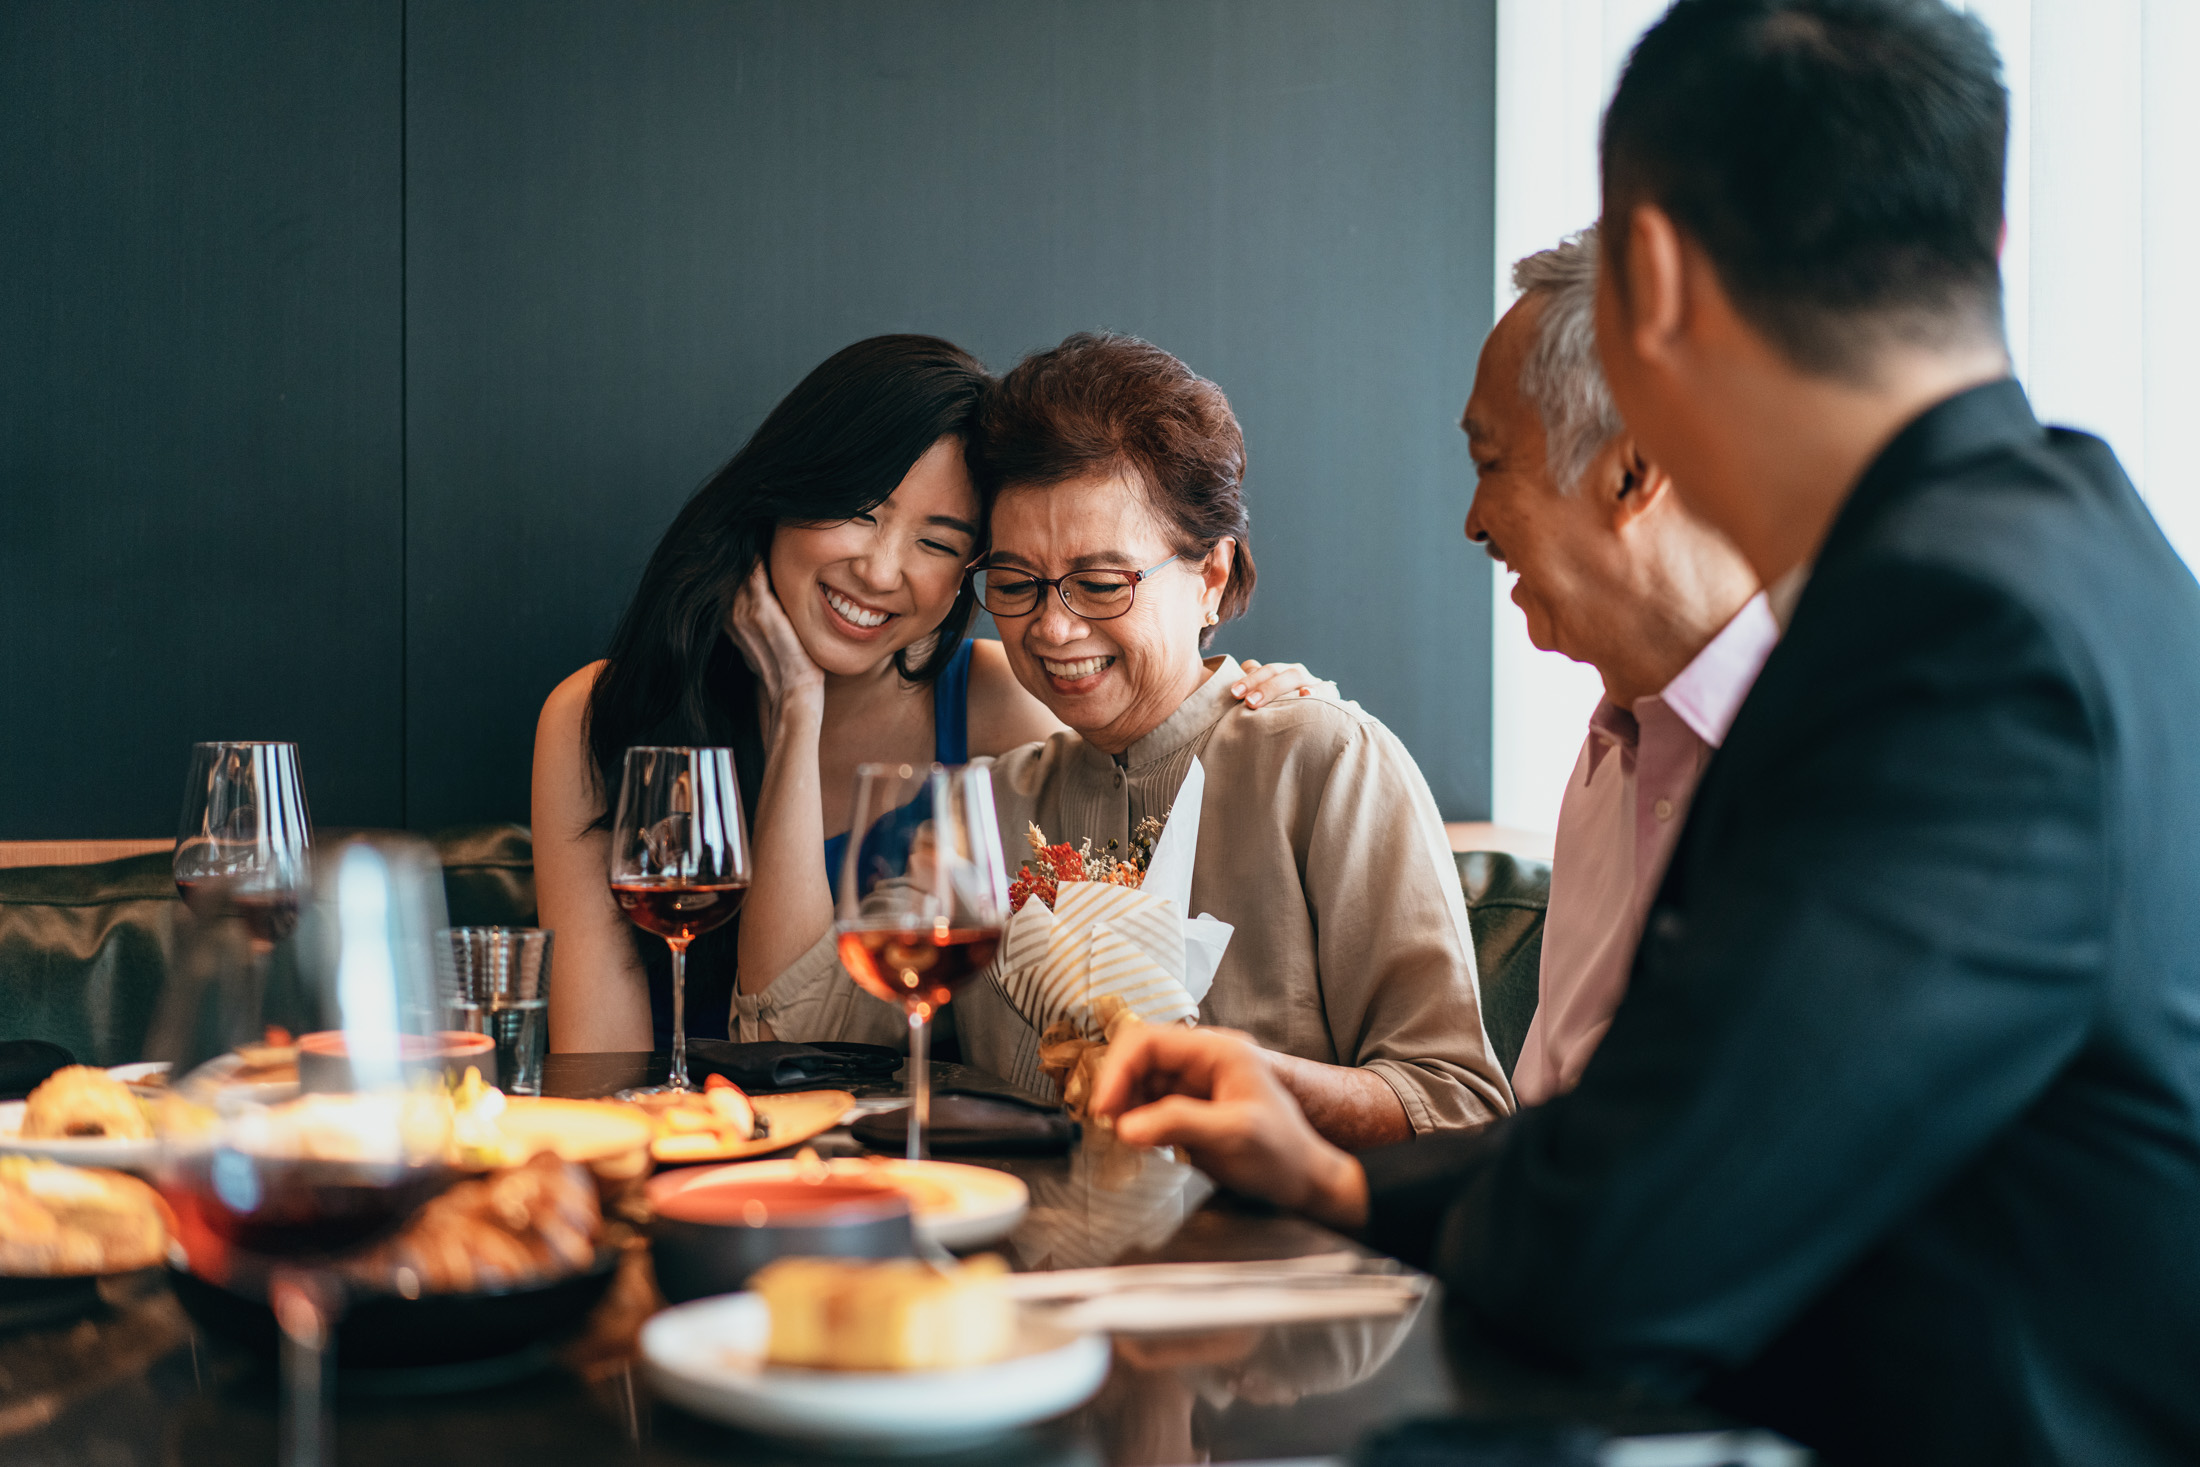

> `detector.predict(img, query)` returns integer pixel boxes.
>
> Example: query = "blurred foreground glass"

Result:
[438,927,551,1095]
[835,763,1010,1160]
[153,834,455,1467]
[174,741,312,949]
[608,746,750,1097]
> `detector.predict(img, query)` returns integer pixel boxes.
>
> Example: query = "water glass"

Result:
[438,927,553,1095]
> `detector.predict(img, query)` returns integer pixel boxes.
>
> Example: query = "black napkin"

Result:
[683,1039,903,1092]
[851,1089,1079,1156]
[0,1040,77,1102]
[1353,1419,1605,1467]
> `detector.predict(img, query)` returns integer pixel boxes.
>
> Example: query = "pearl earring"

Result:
[1204,609,1220,627]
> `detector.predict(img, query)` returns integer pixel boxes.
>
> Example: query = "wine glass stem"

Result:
[270,1269,332,1467]
[906,1004,930,1162]
[668,937,692,1091]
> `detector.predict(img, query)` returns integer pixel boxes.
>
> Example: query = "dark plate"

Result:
[169,1246,620,1375]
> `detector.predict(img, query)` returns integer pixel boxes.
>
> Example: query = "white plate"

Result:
[0,1100,162,1172]
[655,1157,1029,1251]
[641,1292,1109,1451]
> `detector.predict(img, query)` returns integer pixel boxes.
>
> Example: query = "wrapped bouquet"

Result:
[994,759,1234,1111]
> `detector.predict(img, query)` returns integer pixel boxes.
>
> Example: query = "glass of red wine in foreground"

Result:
[836,763,1011,1161]
[175,740,312,949]
[155,834,455,1467]
[609,746,750,1097]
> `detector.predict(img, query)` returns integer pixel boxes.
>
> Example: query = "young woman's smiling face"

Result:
[767,436,981,677]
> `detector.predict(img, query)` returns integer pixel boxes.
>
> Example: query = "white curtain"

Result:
[1488,0,2200,835]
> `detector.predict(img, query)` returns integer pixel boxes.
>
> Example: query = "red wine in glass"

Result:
[608,747,750,1097]
[834,763,1012,1160]
[611,879,749,942]
[836,926,1002,1014]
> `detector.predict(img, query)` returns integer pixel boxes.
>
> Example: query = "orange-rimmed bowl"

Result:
[295,1030,497,1093]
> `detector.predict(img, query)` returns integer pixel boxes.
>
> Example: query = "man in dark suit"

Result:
[1088,1,2200,1461]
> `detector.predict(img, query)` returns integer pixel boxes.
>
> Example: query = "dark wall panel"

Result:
[405,0,1494,828]
[0,1,404,838]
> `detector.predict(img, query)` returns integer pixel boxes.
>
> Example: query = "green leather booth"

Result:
[0,825,536,1068]
[0,824,1548,1079]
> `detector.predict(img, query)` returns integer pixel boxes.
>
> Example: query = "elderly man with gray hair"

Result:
[1461,228,1775,1105]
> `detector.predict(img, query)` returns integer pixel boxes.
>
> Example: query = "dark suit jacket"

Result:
[1364,381,2200,1463]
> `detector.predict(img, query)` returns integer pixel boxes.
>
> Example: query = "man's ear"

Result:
[1604,439,1673,529]
[1619,202,1688,370]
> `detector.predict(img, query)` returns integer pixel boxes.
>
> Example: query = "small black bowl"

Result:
[169,1247,620,1376]
[647,1169,915,1304]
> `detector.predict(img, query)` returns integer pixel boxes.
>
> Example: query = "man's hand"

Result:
[1089,1026,1370,1232]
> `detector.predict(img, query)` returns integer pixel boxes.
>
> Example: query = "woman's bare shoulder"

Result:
[965,639,1066,755]
[538,660,608,742]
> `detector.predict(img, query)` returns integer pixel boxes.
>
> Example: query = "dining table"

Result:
[1,1053,1739,1467]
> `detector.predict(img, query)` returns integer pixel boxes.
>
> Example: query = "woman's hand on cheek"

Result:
[729,564,827,738]
[1228,659,1340,711]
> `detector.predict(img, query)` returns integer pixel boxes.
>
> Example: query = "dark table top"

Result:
[1,1053,1724,1467]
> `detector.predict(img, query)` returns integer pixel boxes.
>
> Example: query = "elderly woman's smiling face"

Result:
[986,473,1235,755]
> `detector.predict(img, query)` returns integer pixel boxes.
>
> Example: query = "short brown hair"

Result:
[971,332,1256,644]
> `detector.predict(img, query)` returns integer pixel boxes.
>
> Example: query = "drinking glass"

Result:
[154,834,455,1467]
[835,763,1011,1160]
[437,927,552,1094]
[608,746,750,1097]
[174,741,313,949]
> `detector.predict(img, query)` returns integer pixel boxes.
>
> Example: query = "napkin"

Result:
[683,1039,902,1092]
[994,758,1234,1050]
[848,1090,1078,1155]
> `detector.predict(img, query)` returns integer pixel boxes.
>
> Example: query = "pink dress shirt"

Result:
[1510,592,1781,1106]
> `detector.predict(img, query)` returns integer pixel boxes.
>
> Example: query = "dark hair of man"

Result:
[583,335,991,826]
[968,332,1256,649]
[1601,0,2008,379]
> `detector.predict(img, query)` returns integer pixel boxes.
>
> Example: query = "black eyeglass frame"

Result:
[967,555,1180,622]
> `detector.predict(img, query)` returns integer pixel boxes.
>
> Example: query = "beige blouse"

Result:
[736,655,1515,1134]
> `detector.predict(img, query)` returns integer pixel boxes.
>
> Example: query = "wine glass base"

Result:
[615,1082,699,1101]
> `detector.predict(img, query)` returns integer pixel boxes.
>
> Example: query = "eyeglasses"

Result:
[970,556,1180,621]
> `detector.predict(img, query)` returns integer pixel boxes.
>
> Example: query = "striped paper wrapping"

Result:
[995,879,1201,1040]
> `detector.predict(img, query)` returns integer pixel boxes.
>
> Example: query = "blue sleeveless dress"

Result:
[644,639,976,1047]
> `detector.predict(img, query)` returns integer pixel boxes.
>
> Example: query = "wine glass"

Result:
[835,763,1011,1161]
[174,741,313,950]
[154,834,456,1467]
[608,746,751,1097]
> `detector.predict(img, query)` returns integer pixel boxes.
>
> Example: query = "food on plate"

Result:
[752,1254,1014,1370]
[340,1151,600,1295]
[638,1074,769,1161]
[447,1079,653,1180]
[224,1091,455,1164]
[0,1157,169,1275]
[823,1155,962,1216]
[228,1029,300,1087]
[19,1065,154,1141]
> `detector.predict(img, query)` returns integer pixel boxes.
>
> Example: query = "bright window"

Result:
[1488,0,2200,836]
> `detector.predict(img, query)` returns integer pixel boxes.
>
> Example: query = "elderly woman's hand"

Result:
[1090,1025,1369,1231]
[1229,659,1340,711]
[728,564,827,745]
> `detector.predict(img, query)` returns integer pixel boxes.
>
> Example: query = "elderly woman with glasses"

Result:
[753,333,1512,1148]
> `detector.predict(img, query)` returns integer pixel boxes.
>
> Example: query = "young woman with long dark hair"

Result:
[533,335,1325,1053]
